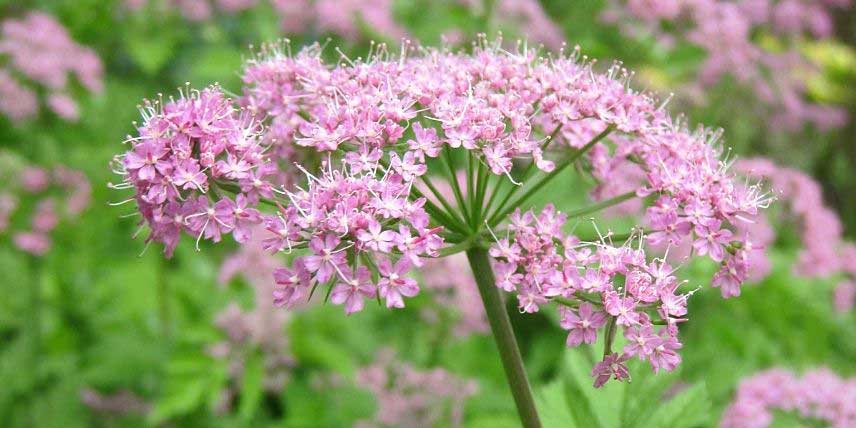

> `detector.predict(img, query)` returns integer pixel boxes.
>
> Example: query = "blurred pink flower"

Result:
[356,349,477,428]
[0,12,102,123]
[721,367,856,428]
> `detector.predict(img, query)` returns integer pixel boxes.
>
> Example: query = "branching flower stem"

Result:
[488,125,616,227]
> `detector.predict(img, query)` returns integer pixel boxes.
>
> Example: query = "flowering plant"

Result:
[721,367,855,428]
[113,37,769,427]
[0,153,91,256]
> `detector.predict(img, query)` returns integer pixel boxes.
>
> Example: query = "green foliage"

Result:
[536,349,713,428]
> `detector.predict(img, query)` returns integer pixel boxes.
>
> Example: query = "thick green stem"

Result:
[465,247,542,428]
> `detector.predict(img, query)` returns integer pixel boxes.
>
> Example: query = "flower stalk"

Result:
[466,246,542,428]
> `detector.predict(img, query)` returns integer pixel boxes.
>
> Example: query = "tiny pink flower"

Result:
[330,266,376,315]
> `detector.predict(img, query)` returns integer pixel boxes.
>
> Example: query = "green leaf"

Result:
[150,377,208,424]
[536,380,577,428]
[641,382,711,428]
[539,349,713,428]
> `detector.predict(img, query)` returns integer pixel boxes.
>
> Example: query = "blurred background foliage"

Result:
[0,0,853,427]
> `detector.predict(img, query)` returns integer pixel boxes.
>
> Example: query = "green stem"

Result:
[409,185,468,235]
[467,151,476,226]
[437,234,479,256]
[474,159,489,224]
[565,191,637,219]
[443,148,471,226]
[419,174,470,231]
[603,316,617,356]
[466,247,542,428]
[489,125,615,226]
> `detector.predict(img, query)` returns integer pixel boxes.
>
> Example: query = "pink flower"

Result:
[713,252,748,298]
[0,12,102,123]
[407,123,441,160]
[559,303,607,347]
[330,266,376,315]
[494,262,523,292]
[648,333,682,373]
[693,219,733,262]
[273,261,311,307]
[302,234,346,284]
[357,220,396,253]
[721,367,856,428]
[378,258,420,308]
[604,293,641,326]
[591,353,630,388]
[14,231,51,255]
[47,93,79,121]
[623,323,657,359]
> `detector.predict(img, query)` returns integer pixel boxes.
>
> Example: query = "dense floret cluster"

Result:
[0,12,103,122]
[1,155,91,256]
[721,367,855,428]
[603,0,850,131]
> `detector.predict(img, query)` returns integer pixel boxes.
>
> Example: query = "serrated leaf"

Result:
[641,382,711,428]
[560,349,605,428]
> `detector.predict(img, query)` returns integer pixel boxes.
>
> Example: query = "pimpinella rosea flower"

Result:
[734,157,856,313]
[112,85,272,257]
[114,38,769,427]
[720,367,856,428]
[355,349,478,428]
[0,11,103,122]
[602,0,850,132]
[1,153,91,256]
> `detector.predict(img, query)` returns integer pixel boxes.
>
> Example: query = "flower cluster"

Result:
[239,44,328,188]
[457,0,565,50]
[0,12,103,122]
[125,0,406,41]
[273,0,405,41]
[490,205,693,386]
[115,85,273,257]
[1,156,91,256]
[355,349,477,428]
[720,367,855,428]
[270,159,444,313]
[735,157,856,312]
[603,0,850,131]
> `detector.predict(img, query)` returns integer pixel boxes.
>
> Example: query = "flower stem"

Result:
[565,190,637,218]
[465,247,542,428]
[488,125,615,226]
